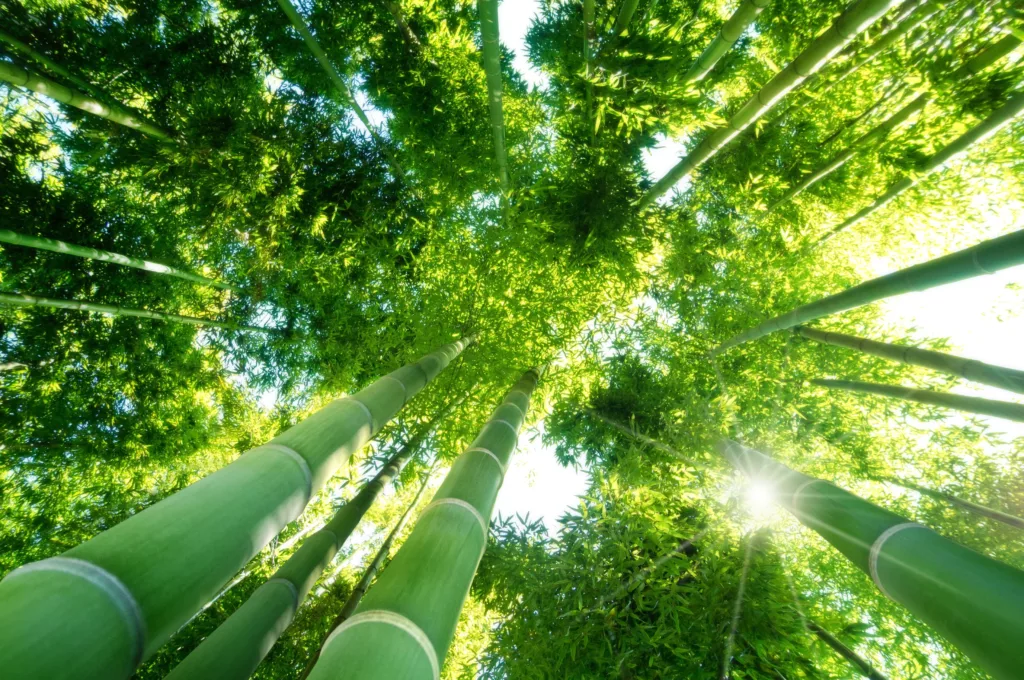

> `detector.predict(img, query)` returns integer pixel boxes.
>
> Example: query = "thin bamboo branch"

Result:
[813,378,1024,423]
[807,619,888,680]
[879,478,1024,531]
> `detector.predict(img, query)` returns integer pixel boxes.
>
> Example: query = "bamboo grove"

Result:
[0,0,1022,679]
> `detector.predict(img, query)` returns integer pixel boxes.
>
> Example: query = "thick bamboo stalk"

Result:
[0,60,173,141]
[879,478,1024,531]
[812,378,1024,423]
[306,368,543,679]
[0,292,266,332]
[638,0,901,209]
[807,619,888,680]
[0,28,99,97]
[814,90,1024,246]
[794,326,1024,395]
[479,0,510,194]
[682,0,771,84]
[0,337,474,680]
[717,439,1024,680]
[612,0,641,36]
[712,228,1024,353]
[163,391,470,680]
[0,229,236,291]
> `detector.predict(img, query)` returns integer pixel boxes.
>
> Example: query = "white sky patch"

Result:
[499,0,549,90]
[643,135,692,202]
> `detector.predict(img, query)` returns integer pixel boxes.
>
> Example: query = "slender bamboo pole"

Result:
[0,337,474,680]
[812,378,1024,423]
[612,0,641,36]
[163,391,471,680]
[806,619,888,680]
[718,439,1024,680]
[380,0,424,54]
[0,60,173,141]
[306,368,543,679]
[794,326,1024,395]
[814,91,1024,246]
[682,0,771,84]
[0,28,100,97]
[0,292,267,332]
[638,0,901,209]
[878,478,1024,531]
[583,0,595,137]
[712,228,1024,353]
[0,229,237,291]
[479,0,510,194]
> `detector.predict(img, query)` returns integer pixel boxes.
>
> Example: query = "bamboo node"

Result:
[464,446,507,480]
[345,397,378,434]
[868,522,928,600]
[322,609,440,680]
[380,375,409,406]
[257,443,314,507]
[265,577,301,617]
[423,497,489,541]
[488,418,519,437]
[790,478,827,510]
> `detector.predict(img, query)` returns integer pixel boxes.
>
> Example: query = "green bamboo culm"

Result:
[638,0,902,209]
[812,378,1024,423]
[794,325,1024,395]
[878,478,1024,531]
[806,619,888,680]
[612,0,641,36]
[0,60,173,141]
[478,0,510,194]
[583,0,595,135]
[0,28,101,98]
[0,292,266,332]
[717,439,1024,680]
[163,390,472,680]
[0,229,237,291]
[712,228,1024,353]
[306,367,543,680]
[0,337,474,680]
[814,90,1024,246]
[682,0,770,84]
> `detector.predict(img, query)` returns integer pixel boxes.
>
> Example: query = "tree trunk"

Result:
[682,0,770,84]
[812,378,1024,423]
[380,0,424,54]
[806,619,888,680]
[879,478,1024,531]
[0,60,173,141]
[305,367,544,679]
[717,439,1024,680]
[0,292,266,332]
[712,228,1024,353]
[478,0,510,194]
[0,229,236,291]
[638,0,902,209]
[794,325,1024,395]
[0,337,474,680]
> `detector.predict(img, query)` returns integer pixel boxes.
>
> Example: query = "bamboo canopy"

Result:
[0,292,265,332]
[713,229,1024,353]
[717,439,1024,680]
[807,619,888,680]
[813,378,1024,423]
[682,0,770,84]
[478,0,510,194]
[794,325,1024,395]
[878,479,1024,531]
[0,229,237,291]
[0,60,173,141]
[638,0,902,209]
[163,392,471,680]
[306,367,543,679]
[0,28,103,97]
[0,338,473,680]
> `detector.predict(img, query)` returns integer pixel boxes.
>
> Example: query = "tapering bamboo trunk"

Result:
[717,439,1024,680]
[163,392,470,680]
[0,28,101,98]
[583,0,595,134]
[813,378,1024,423]
[794,326,1024,395]
[478,0,510,194]
[381,0,424,54]
[682,0,771,84]
[305,368,543,679]
[712,228,1024,353]
[0,292,266,332]
[814,90,1024,246]
[806,619,888,680]
[0,338,474,680]
[0,60,173,141]
[0,229,236,291]
[612,0,641,36]
[878,478,1024,531]
[638,0,901,209]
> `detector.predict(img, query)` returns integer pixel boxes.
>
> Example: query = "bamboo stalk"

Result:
[306,368,544,679]
[638,0,902,209]
[717,439,1024,680]
[163,392,471,680]
[380,0,424,54]
[583,0,595,137]
[0,338,474,680]
[479,0,510,194]
[879,478,1024,531]
[0,292,266,332]
[682,0,771,84]
[0,229,236,291]
[0,28,101,98]
[806,619,888,680]
[712,228,1024,353]
[0,60,173,141]
[812,378,1024,423]
[794,326,1024,395]
[612,0,642,36]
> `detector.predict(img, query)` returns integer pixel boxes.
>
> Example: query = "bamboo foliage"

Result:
[807,619,888,680]
[306,368,543,679]
[163,391,471,680]
[682,0,771,84]
[0,229,237,291]
[0,28,103,98]
[0,338,473,680]
[478,0,510,194]
[878,479,1024,531]
[718,439,1024,680]
[638,0,902,209]
[812,378,1024,423]
[713,229,1024,353]
[583,0,595,133]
